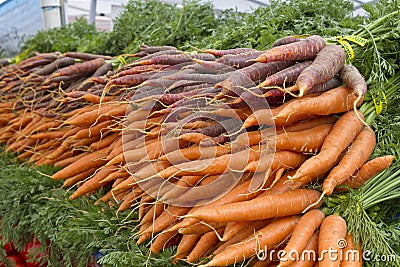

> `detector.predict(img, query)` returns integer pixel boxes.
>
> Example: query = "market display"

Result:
[0,0,399,266]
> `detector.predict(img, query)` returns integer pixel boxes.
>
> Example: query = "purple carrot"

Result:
[339,64,367,107]
[215,61,294,98]
[271,36,301,48]
[216,51,264,69]
[255,35,326,63]
[33,57,76,76]
[133,53,215,66]
[258,60,313,87]
[64,52,112,61]
[203,48,257,57]
[296,44,346,96]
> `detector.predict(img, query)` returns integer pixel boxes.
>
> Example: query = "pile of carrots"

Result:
[0,35,395,266]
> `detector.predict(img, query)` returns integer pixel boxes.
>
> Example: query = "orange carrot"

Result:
[280,210,325,266]
[323,126,376,195]
[173,234,201,263]
[52,147,109,180]
[339,155,394,190]
[276,116,337,134]
[187,189,321,222]
[201,216,300,266]
[141,205,191,236]
[73,120,113,139]
[289,110,365,183]
[341,234,362,267]
[90,132,120,150]
[149,230,179,254]
[54,151,89,168]
[117,190,138,211]
[222,221,248,241]
[69,166,116,200]
[318,215,347,267]
[274,124,333,153]
[159,144,231,164]
[29,129,70,140]
[245,150,308,173]
[178,221,226,235]
[186,229,224,263]
[273,86,361,126]
[289,231,319,267]
[140,202,165,226]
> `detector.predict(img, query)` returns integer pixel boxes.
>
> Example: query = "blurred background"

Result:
[0,0,377,56]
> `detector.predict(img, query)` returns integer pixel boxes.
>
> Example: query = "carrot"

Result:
[54,151,89,168]
[166,178,266,234]
[33,57,76,76]
[201,216,300,267]
[173,233,202,263]
[69,166,116,200]
[259,61,313,87]
[160,145,231,164]
[289,231,319,267]
[117,190,137,211]
[270,36,301,48]
[114,64,168,78]
[274,124,333,153]
[178,221,226,235]
[52,147,109,180]
[318,215,347,267]
[186,229,224,263]
[134,53,215,66]
[245,150,308,174]
[90,132,120,150]
[149,230,179,254]
[187,189,321,223]
[280,210,325,266]
[341,234,362,267]
[289,110,365,183]
[73,120,113,139]
[323,126,376,195]
[158,175,206,202]
[339,155,394,190]
[276,115,338,134]
[51,58,105,77]
[216,51,264,69]
[295,44,346,97]
[140,202,165,227]
[29,129,71,140]
[155,148,261,178]
[340,64,367,110]
[141,205,191,236]
[212,220,270,256]
[203,48,257,57]
[63,52,111,61]
[222,221,248,241]
[66,103,128,126]
[274,86,361,126]
[45,141,70,160]
[216,61,294,98]
[255,35,326,63]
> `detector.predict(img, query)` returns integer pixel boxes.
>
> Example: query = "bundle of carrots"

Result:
[0,35,395,266]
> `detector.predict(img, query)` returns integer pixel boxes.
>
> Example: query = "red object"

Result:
[21,238,47,267]
[6,254,25,265]
[3,240,16,254]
